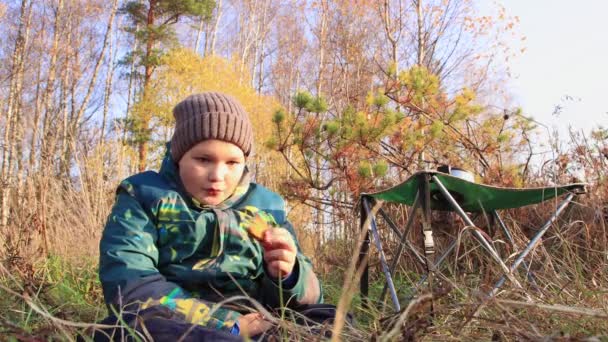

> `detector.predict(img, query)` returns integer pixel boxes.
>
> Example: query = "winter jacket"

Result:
[99,146,322,332]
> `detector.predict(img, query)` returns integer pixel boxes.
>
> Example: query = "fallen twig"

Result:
[495,299,608,319]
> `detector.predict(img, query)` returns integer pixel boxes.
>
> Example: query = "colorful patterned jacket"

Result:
[99,146,322,332]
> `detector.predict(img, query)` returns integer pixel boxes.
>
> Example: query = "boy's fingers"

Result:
[262,231,297,278]
[264,248,296,264]
[262,228,296,251]
[267,260,293,277]
[238,312,272,337]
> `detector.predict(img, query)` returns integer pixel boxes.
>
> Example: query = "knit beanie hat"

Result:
[170,92,253,162]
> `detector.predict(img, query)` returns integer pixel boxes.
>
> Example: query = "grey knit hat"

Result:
[170,92,253,162]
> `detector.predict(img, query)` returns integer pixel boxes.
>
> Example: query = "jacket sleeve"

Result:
[99,187,241,331]
[259,218,324,308]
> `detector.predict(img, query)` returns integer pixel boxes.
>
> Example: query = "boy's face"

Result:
[178,139,246,206]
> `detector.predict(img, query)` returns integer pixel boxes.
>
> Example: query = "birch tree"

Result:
[60,0,119,177]
[1,0,33,229]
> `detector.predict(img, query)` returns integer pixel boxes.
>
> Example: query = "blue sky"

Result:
[498,0,608,136]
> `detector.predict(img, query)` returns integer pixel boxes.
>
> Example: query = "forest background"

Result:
[0,0,607,340]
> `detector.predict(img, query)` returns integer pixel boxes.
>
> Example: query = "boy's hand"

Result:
[237,312,272,337]
[261,227,297,279]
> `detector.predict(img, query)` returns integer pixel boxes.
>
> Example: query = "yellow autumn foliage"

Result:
[143,48,278,146]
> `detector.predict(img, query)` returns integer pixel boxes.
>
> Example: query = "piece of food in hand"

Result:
[246,214,271,241]
[239,206,276,241]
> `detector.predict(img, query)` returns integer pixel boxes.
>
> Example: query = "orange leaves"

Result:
[302,116,320,141]
[279,179,312,201]
[332,143,358,161]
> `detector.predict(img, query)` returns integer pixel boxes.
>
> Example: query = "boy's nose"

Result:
[208,164,227,181]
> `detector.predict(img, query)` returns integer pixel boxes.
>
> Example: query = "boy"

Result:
[98,92,323,340]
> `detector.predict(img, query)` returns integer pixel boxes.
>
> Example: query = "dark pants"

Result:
[81,304,350,342]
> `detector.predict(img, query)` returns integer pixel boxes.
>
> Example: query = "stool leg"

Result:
[490,193,576,295]
[363,198,401,311]
[358,198,371,308]
[379,195,421,302]
[493,211,541,291]
[432,176,524,289]
[420,174,436,315]
[416,238,457,286]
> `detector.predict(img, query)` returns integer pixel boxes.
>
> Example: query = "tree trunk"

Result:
[124,24,140,144]
[138,0,157,172]
[100,11,116,150]
[58,12,73,178]
[315,0,328,96]
[119,20,142,181]
[64,0,118,175]
[209,0,223,55]
[379,0,401,75]
[39,0,65,255]
[415,0,425,66]
[238,0,259,84]
[194,15,205,54]
[253,0,272,93]
[415,0,426,168]
[97,18,116,219]
[26,16,47,208]
[1,0,33,229]
[40,0,64,171]
[313,0,329,242]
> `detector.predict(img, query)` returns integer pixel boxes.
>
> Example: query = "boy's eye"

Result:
[227,160,241,166]
[195,157,210,163]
